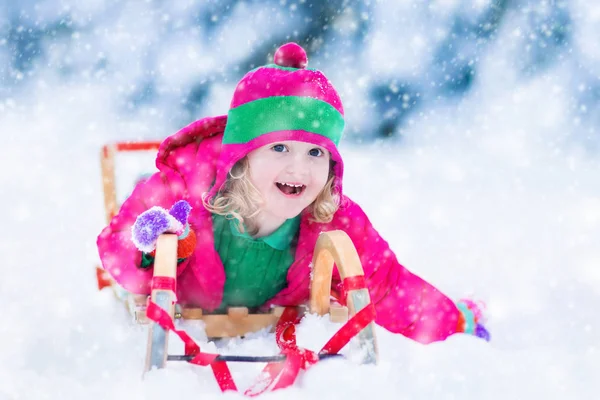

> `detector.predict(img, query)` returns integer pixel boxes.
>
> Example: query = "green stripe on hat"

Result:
[223,96,345,146]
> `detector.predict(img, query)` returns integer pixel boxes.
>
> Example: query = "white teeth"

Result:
[278,182,303,188]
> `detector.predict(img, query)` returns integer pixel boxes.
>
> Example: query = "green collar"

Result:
[228,215,301,250]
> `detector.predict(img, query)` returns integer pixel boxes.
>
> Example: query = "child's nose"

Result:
[285,154,309,175]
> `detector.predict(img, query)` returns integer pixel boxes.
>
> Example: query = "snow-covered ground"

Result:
[1,1,600,399]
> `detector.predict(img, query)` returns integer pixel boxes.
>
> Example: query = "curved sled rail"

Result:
[309,230,379,364]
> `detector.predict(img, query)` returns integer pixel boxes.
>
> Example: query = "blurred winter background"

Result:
[1,0,599,399]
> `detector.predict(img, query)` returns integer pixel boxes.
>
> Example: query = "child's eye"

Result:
[271,144,288,152]
[308,148,323,157]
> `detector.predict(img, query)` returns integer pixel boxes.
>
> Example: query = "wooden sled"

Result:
[144,230,379,372]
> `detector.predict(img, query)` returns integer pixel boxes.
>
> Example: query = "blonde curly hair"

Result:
[203,157,339,236]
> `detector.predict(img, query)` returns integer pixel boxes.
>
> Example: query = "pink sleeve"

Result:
[337,201,461,344]
[96,167,191,295]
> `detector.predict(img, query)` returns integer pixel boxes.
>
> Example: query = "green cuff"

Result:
[140,252,155,269]
[456,302,476,334]
[139,253,187,269]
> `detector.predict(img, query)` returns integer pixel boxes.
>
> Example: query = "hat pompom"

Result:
[274,43,308,69]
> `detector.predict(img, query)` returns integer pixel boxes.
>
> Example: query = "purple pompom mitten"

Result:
[475,324,491,341]
[169,200,192,226]
[131,200,191,253]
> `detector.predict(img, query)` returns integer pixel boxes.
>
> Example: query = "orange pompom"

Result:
[456,310,467,333]
[147,229,197,260]
[177,228,197,259]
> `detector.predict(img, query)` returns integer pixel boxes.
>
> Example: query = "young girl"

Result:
[97,42,489,344]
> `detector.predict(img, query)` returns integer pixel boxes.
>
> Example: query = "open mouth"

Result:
[275,182,305,196]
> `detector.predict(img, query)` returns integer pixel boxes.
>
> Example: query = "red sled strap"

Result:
[151,276,176,292]
[96,267,113,290]
[146,298,375,396]
[343,275,367,292]
[145,301,237,392]
[320,304,376,355]
[244,307,309,396]
[244,304,376,396]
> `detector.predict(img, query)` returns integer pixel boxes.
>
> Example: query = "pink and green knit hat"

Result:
[207,42,346,200]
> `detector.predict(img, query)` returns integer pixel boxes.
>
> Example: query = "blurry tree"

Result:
[0,0,590,143]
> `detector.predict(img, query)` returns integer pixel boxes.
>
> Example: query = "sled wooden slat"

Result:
[179,308,203,319]
[139,306,287,338]
[100,141,162,224]
[328,304,349,323]
[138,303,287,338]
[197,308,285,338]
[143,234,178,374]
[309,230,379,364]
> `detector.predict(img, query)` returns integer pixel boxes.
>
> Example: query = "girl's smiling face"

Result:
[247,140,331,223]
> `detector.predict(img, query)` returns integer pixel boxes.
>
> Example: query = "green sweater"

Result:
[212,213,301,311]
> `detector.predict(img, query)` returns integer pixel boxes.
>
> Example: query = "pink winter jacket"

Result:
[97,117,462,344]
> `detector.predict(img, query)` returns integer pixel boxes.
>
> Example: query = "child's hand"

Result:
[456,299,490,341]
[131,200,192,254]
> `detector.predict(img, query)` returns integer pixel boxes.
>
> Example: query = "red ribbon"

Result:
[320,304,376,355]
[338,275,367,302]
[145,301,237,392]
[244,303,376,396]
[343,275,367,292]
[244,307,316,396]
[151,277,176,293]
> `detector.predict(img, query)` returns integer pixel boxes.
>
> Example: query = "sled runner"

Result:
[96,141,379,394]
